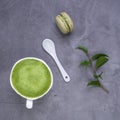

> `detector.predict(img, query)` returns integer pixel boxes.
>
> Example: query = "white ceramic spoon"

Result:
[42,39,70,82]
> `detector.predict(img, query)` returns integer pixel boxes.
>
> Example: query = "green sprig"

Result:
[76,46,109,93]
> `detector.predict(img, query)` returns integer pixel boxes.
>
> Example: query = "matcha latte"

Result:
[10,57,53,99]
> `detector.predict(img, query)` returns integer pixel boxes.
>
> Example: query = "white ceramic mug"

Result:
[10,57,53,109]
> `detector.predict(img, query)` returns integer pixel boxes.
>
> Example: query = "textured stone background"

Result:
[0,0,120,120]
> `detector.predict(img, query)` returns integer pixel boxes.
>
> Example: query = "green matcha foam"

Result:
[11,58,52,98]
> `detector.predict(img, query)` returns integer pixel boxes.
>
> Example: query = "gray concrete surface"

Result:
[0,0,120,120]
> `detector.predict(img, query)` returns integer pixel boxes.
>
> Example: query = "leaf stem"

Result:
[86,52,109,93]
[86,53,96,76]
[100,83,109,93]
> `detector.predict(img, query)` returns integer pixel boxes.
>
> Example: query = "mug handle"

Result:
[26,99,33,109]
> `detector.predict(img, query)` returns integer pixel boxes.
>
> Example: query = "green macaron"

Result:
[56,12,74,34]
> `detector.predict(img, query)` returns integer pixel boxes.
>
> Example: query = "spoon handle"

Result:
[53,54,70,82]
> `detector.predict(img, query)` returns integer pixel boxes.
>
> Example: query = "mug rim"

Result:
[10,57,53,100]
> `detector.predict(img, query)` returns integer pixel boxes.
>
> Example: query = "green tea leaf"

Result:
[87,80,101,87]
[96,56,109,69]
[80,60,91,69]
[92,53,109,61]
[76,46,88,54]
[94,72,103,79]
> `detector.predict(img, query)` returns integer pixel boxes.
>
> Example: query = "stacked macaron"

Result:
[56,12,74,34]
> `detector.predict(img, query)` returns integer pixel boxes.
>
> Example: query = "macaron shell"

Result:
[56,15,69,34]
[60,12,74,32]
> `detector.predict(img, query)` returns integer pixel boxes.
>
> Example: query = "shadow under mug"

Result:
[10,57,53,109]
